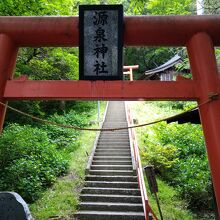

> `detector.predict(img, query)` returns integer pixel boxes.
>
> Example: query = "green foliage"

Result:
[67,101,97,113]
[1,100,98,204]
[143,120,212,210]
[173,156,212,209]
[0,0,74,16]
[0,124,68,202]
[43,110,88,149]
[215,48,220,68]
[147,178,197,220]
[131,101,214,215]
[129,0,193,15]
[204,0,220,14]
[142,144,179,173]
[147,0,192,15]
[5,101,45,126]
[124,0,193,79]
[0,0,47,16]
[154,101,197,111]
[153,123,206,158]
[29,118,100,220]
[16,48,79,80]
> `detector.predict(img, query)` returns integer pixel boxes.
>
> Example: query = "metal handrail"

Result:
[125,102,158,220]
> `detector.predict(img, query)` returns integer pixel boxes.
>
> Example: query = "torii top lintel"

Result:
[0,16,220,47]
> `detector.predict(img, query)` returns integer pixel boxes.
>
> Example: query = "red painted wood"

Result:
[0,16,220,46]
[4,80,198,100]
[187,32,220,213]
[0,34,18,131]
[0,15,220,214]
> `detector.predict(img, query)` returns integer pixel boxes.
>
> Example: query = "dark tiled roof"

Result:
[145,54,182,75]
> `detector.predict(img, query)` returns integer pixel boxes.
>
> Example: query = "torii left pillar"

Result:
[0,34,18,131]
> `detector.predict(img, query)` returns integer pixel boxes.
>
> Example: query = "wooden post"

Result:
[0,34,18,131]
[187,32,220,213]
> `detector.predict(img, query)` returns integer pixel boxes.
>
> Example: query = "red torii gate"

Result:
[0,16,220,213]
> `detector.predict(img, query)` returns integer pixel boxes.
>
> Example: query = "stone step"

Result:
[100,132,128,135]
[102,124,127,126]
[98,141,129,144]
[92,160,132,165]
[101,122,127,124]
[96,145,130,149]
[101,128,127,131]
[103,122,127,124]
[98,143,130,147]
[95,149,130,153]
[79,202,143,212]
[80,194,142,203]
[97,142,130,146]
[95,150,130,154]
[100,135,129,138]
[90,165,132,170]
[81,187,141,196]
[97,144,130,147]
[98,140,129,143]
[85,175,137,182]
[93,156,131,161]
[75,210,145,220]
[101,118,126,120]
[97,144,129,147]
[85,181,138,188]
[94,152,131,156]
[95,148,130,152]
[100,132,129,135]
[99,135,129,141]
[89,170,135,176]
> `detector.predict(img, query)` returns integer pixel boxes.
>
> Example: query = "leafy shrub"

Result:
[0,124,68,202]
[142,144,179,175]
[172,156,212,210]
[152,123,206,158]
[43,110,88,149]
[68,101,96,113]
[5,101,45,126]
[142,121,212,210]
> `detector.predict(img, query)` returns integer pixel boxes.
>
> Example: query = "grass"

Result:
[147,178,197,220]
[30,101,107,220]
[127,101,183,144]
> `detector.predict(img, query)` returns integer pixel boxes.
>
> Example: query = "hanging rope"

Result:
[0,93,218,132]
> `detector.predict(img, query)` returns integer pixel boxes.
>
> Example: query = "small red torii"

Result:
[123,65,139,81]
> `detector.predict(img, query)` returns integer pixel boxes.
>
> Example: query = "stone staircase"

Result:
[75,101,145,220]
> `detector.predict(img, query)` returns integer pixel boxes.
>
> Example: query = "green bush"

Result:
[153,123,206,158]
[173,156,212,210]
[142,121,212,210]
[142,144,179,175]
[5,101,45,126]
[44,110,88,149]
[0,124,68,202]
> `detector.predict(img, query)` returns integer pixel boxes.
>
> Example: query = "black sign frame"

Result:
[79,5,123,80]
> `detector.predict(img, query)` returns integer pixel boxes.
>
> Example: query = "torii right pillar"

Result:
[187,32,220,214]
